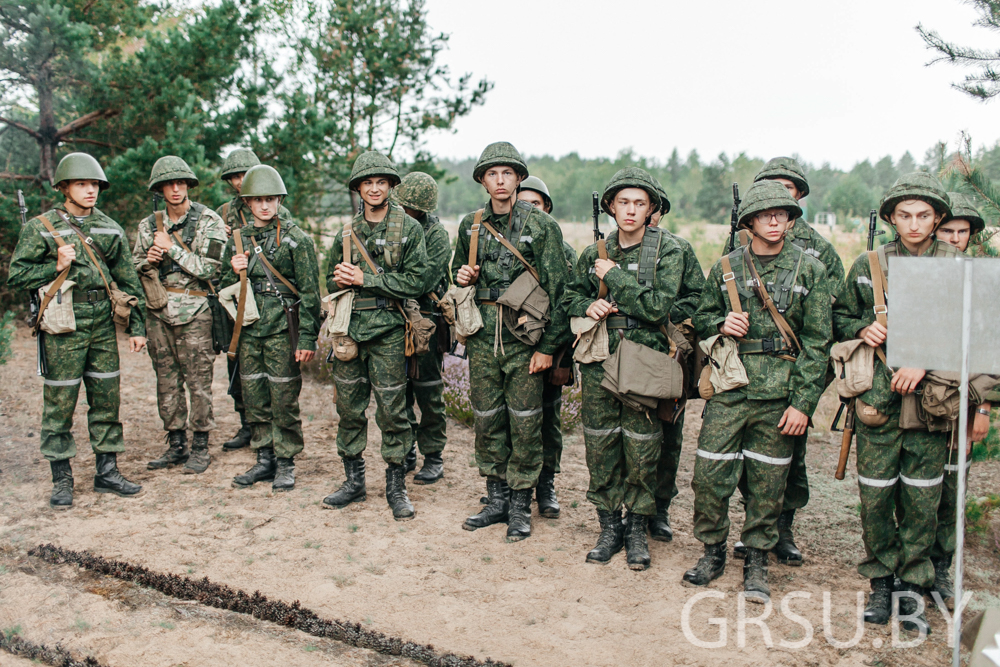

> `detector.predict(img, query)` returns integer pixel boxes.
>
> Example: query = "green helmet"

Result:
[878,172,951,223]
[148,156,198,192]
[473,142,529,183]
[519,175,553,214]
[220,148,261,180]
[349,151,400,191]
[600,167,662,218]
[754,156,809,197]
[240,165,287,199]
[52,152,109,191]
[651,177,672,215]
[946,192,986,235]
[737,180,803,228]
[394,172,438,213]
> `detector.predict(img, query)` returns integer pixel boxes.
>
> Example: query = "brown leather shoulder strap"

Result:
[228,228,248,359]
[222,201,231,223]
[350,226,384,275]
[596,237,609,299]
[249,222,299,297]
[155,211,165,234]
[342,220,354,266]
[479,219,541,282]
[54,210,113,296]
[33,215,71,332]
[742,246,801,353]
[468,209,483,269]
[867,250,889,366]
[719,254,744,315]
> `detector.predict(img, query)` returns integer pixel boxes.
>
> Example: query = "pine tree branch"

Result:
[62,137,123,149]
[0,172,41,182]
[0,116,41,139]
[53,108,119,140]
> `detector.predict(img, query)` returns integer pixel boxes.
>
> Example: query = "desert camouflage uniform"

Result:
[133,203,226,433]
[541,241,578,473]
[8,206,146,460]
[451,199,571,490]
[563,227,684,515]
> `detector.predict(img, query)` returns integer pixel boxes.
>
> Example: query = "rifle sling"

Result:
[227,212,250,359]
[32,215,71,333]
[867,250,889,366]
[718,255,744,316]
[467,209,482,272]
[479,219,540,282]
[742,245,802,354]
[155,210,217,296]
[596,238,609,299]
[52,211,115,298]
[345,220,408,322]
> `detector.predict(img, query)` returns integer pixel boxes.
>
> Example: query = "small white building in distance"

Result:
[814,211,836,230]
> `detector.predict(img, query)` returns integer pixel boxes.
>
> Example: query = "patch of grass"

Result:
[244,556,255,565]
[73,618,90,632]
[330,575,355,588]
[303,540,321,550]
[0,565,8,575]
[3,625,22,640]
[243,519,253,530]
[453,567,462,575]
[155,621,175,630]
[972,421,1000,462]
[481,554,492,563]
[345,553,354,562]
[348,524,359,533]
[365,562,386,575]
[304,645,318,652]
[364,616,373,625]
[570,501,579,508]
[538,557,545,563]
[187,568,194,574]
[526,618,537,626]
[966,493,1000,535]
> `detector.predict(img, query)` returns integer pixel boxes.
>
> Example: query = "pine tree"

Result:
[918,0,1000,100]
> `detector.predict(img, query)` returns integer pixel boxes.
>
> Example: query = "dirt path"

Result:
[1,327,997,666]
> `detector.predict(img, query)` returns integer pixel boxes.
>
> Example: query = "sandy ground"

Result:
[1,326,998,667]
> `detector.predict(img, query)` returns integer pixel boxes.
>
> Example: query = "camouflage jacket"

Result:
[415,213,451,313]
[133,202,227,326]
[325,203,428,344]
[8,205,146,337]
[216,196,293,235]
[833,238,961,414]
[451,199,571,355]
[663,230,706,323]
[219,216,321,351]
[563,226,683,360]
[695,241,832,416]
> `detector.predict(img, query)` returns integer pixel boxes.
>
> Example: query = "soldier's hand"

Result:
[594,258,616,279]
[333,262,364,287]
[778,406,809,436]
[586,299,617,321]
[231,250,249,273]
[720,312,749,338]
[129,336,147,353]
[56,244,77,272]
[295,349,316,363]
[859,322,887,348]
[456,264,480,286]
[550,366,571,386]
[890,367,925,395]
[153,231,174,251]
[971,403,991,442]
[529,352,553,374]
[225,224,233,237]
[146,245,164,264]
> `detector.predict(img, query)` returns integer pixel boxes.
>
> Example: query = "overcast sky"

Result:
[419,0,1000,170]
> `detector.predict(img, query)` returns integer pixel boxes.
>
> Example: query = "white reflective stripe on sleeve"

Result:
[793,285,810,295]
[376,239,386,245]
[466,229,474,235]
[805,248,821,258]
[373,381,406,393]
[83,370,120,379]
[900,473,944,487]
[584,426,622,437]
[282,238,298,248]
[90,228,122,237]
[240,372,268,381]
[472,406,504,418]
[334,375,369,385]
[519,236,533,243]
[508,406,542,418]
[588,268,596,274]
[412,379,443,387]
[43,377,83,386]
[623,428,663,441]
[627,263,639,271]
[401,237,408,243]
[696,449,743,461]
[858,474,898,488]
[40,230,73,238]
[742,450,793,466]
[267,374,301,383]
[857,276,873,287]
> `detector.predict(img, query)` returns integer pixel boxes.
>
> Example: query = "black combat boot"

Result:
[772,509,803,566]
[535,468,560,518]
[733,541,747,559]
[413,452,444,485]
[863,576,893,625]
[930,556,954,611]
[49,459,73,510]
[148,430,188,470]
[322,457,367,508]
[385,464,415,520]
[743,547,770,603]
[586,509,625,564]
[182,432,211,474]
[232,447,276,488]
[273,458,295,492]
[648,498,673,542]
[683,542,727,586]
[403,445,417,474]
[506,488,533,541]
[94,453,142,497]
[624,513,651,570]
[223,412,251,451]
[464,479,510,530]
[896,581,932,635]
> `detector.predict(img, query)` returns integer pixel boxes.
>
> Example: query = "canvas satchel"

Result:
[616,338,685,401]
[570,316,609,364]
[698,334,749,397]
[37,278,77,335]
[857,397,891,428]
[600,345,659,413]
[219,280,260,325]
[321,289,355,337]
[496,270,550,346]
[402,298,437,356]
[445,284,482,342]
[830,339,875,399]
[138,263,168,311]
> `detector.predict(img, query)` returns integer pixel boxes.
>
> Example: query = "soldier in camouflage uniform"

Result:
[453,142,571,542]
[8,153,146,508]
[218,165,320,493]
[321,152,428,521]
[833,172,957,633]
[135,157,227,474]
[684,181,832,603]
[563,168,684,570]
[648,181,706,542]
[517,175,576,519]
[215,148,293,452]
[394,171,449,485]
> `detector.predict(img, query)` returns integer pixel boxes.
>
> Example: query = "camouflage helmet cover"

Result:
[394,171,439,213]
[148,155,199,192]
[878,171,951,223]
[600,167,662,218]
[945,192,985,235]
[349,151,400,191]
[737,179,803,228]
[240,165,287,199]
[754,156,809,197]
[473,142,529,183]
[52,152,109,191]
[220,148,261,180]
[519,175,553,214]
[651,177,672,216]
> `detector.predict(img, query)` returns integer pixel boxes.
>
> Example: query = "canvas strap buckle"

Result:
[761,338,775,354]
[722,271,736,283]
[873,305,887,315]
[85,236,94,245]
[254,245,263,254]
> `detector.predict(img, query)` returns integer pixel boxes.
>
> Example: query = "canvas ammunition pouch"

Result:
[601,337,685,413]
[219,281,260,325]
[899,371,1000,432]
[675,318,706,400]
[402,299,437,356]
[496,270,550,346]
[856,397,890,428]
[138,263,168,311]
[571,316,610,364]
[321,289,359,362]
[37,278,77,335]
[444,285,482,343]
[428,292,453,354]
[830,339,875,399]
[698,334,749,399]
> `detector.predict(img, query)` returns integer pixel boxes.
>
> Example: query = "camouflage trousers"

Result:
[931,446,970,559]
[239,331,303,459]
[580,363,661,516]
[541,379,564,473]
[466,329,543,491]
[656,412,685,508]
[146,310,215,433]
[334,328,412,466]
[692,391,793,550]
[39,301,124,461]
[855,419,946,588]
[227,356,244,414]
[405,342,447,456]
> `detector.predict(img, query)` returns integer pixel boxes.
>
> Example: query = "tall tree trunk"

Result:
[37,66,57,185]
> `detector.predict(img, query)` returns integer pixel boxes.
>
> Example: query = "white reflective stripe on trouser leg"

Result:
[858,474,898,488]
[584,426,622,437]
[508,406,542,418]
[623,428,662,441]
[472,406,504,418]
[900,473,944,487]
[267,374,301,383]
[373,381,406,393]
[83,370,120,379]
[944,463,970,473]
[241,372,268,381]
[43,377,83,387]
[334,375,369,385]
[696,449,743,461]
[742,450,793,466]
